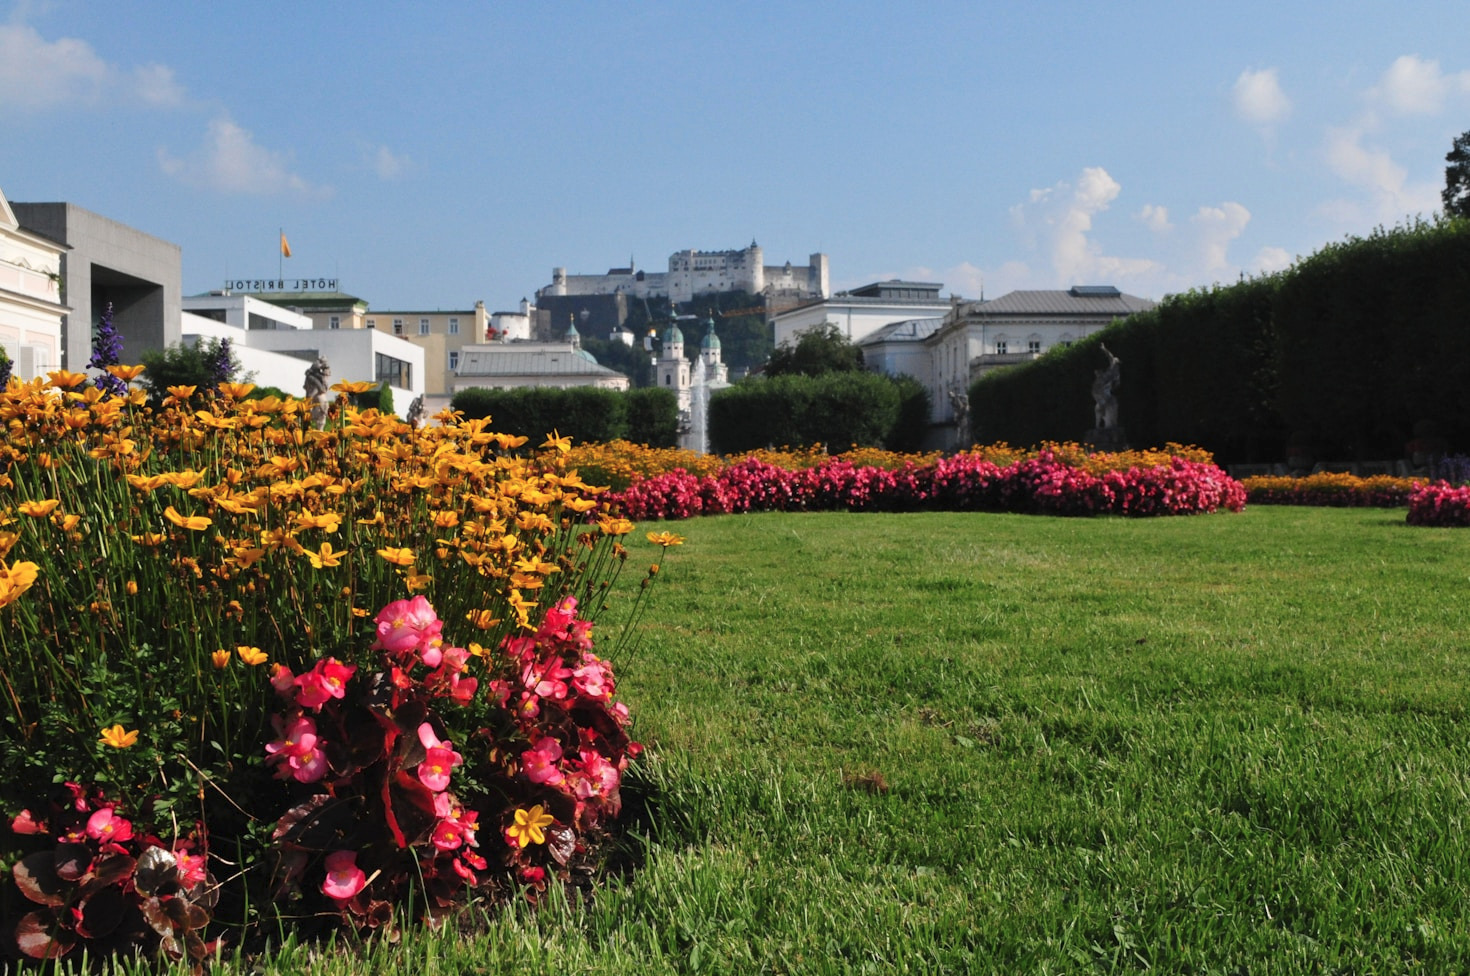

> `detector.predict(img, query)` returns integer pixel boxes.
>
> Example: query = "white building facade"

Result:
[0,186,66,380]
[772,280,954,348]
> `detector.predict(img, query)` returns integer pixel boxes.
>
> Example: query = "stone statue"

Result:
[304,356,330,428]
[1092,344,1121,430]
[303,356,330,401]
[406,394,425,428]
[947,387,971,449]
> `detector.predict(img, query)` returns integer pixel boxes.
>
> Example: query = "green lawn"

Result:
[153,508,1470,973]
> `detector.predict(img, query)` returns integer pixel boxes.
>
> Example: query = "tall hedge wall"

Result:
[708,372,910,453]
[969,217,1470,463]
[449,386,679,447]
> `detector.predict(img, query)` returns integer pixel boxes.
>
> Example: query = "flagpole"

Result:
[278,228,283,284]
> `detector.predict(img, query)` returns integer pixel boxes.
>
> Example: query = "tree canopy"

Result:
[763,323,863,377]
[1445,129,1470,220]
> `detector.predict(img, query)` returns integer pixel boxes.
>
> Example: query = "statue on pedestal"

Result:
[1092,344,1120,430]
[303,356,330,428]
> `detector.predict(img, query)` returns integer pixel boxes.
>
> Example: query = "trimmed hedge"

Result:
[708,371,920,453]
[450,386,679,447]
[969,216,1470,464]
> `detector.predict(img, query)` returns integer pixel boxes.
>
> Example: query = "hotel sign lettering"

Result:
[226,278,340,293]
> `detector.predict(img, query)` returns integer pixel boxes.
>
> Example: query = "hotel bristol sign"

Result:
[225,278,340,293]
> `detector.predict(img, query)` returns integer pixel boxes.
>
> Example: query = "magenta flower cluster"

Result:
[611,452,1246,521]
[1407,482,1470,526]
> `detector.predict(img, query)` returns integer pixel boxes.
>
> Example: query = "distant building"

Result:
[182,292,425,415]
[539,242,829,307]
[654,314,729,452]
[772,280,954,348]
[854,286,1157,445]
[363,302,488,398]
[0,186,67,379]
[11,198,181,373]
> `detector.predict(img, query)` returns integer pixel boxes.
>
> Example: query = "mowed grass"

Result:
[160,509,1470,973]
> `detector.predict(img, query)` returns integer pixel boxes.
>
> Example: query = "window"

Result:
[995,341,1008,355]
[448,350,460,371]
[366,318,377,330]
[329,316,340,330]
[419,318,430,336]
[1028,339,1041,354]
[375,353,412,389]
[448,317,460,335]
[392,318,404,336]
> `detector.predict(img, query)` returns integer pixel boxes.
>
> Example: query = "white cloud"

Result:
[1137,204,1172,233]
[0,22,186,112]
[1371,54,1470,116]
[1251,246,1293,275]
[1012,166,1160,285]
[1232,67,1292,126]
[365,143,412,180]
[1321,124,1440,224]
[159,117,325,197]
[1190,202,1251,277]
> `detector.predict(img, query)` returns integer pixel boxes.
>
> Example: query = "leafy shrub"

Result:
[708,372,904,453]
[451,387,629,445]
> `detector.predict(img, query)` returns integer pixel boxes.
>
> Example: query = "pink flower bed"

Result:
[611,451,1246,521]
[1407,482,1470,526]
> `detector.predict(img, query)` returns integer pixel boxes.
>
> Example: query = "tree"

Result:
[139,337,241,404]
[1445,129,1470,219]
[764,323,863,377]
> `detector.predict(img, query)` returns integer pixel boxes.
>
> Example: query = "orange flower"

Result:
[333,380,379,395]
[17,499,60,517]
[211,650,232,669]
[646,531,685,547]
[377,547,415,566]
[104,364,147,382]
[306,542,344,569]
[99,724,139,749]
[47,369,88,389]
[0,561,39,609]
[236,645,268,666]
[164,506,212,531]
[217,381,256,399]
[541,429,572,453]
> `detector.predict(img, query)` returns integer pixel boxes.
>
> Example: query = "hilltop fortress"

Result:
[538,242,829,306]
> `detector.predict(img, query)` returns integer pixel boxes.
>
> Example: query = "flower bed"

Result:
[1407,482,1470,526]
[0,371,669,964]
[610,449,1246,521]
[1240,472,1425,508]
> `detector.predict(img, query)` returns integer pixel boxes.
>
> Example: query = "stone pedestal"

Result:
[1085,426,1130,452]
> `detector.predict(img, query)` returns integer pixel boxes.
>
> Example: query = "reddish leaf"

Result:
[14,909,74,959]
[54,841,92,881]
[86,850,138,891]
[75,887,126,939]
[13,851,67,906]
[140,896,173,939]
[132,846,176,897]
[545,824,576,866]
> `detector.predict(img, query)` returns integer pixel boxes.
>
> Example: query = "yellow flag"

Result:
[280,233,292,258]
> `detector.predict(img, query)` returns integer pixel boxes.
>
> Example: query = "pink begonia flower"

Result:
[294,658,356,710]
[270,663,296,696]
[501,635,537,665]
[447,673,478,705]
[537,597,578,638]
[440,645,470,673]
[373,595,442,656]
[266,715,329,782]
[175,850,208,886]
[85,807,133,844]
[431,818,466,851]
[610,702,631,727]
[515,691,541,720]
[522,660,570,701]
[10,809,42,834]
[571,658,613,700]
[416,723,462,792]
[572,750,620,800]
[321,850,367,901]
[521,736,565,786]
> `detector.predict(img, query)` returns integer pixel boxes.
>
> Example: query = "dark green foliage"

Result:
[449,386,628,444]
[349,382,394,415]
[1445,129,1470,220]
[970,217,1470,462]
[138,338,240,404]
[624,387,679,447]
[581,337,650,388]
[764,323,863,377]
[245,385,290,401]
[887,373,933,452]
[709,371,901,452]
[623,290,772,377]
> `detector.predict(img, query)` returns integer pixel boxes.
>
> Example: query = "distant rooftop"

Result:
[966,288,1154,317]
[846,280,944,300]
[856,317,944,346]
[456,342,627,379]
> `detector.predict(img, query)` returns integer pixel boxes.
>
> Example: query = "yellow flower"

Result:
[166,384,197,399]
[506,804,555,847]
[0,561,39,609]
[296,511,343,533]
[465,609,500,630]
[404,571,433,592]
[99,724,139,749]
[18,499,59,517]
[541,429,572,454]
[104,363,147,382]
[164,506,212,531]
[125,580,138,596]
[333,380,379,395]
[646,531,685,547]
[236,645,268,666]
[598,516,634,536]
[47,369,88,389]
[211,650,231,669]
[306,542,344,569]
[217,381,256,399]
[377,546,415,566]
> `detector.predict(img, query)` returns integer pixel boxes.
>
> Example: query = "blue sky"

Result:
[2,1,1468,312]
